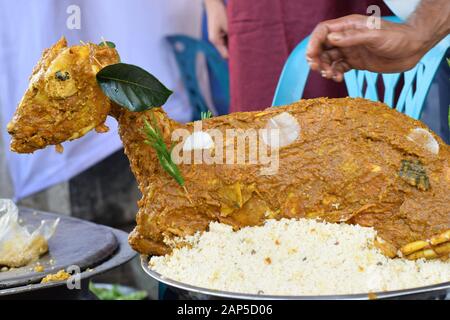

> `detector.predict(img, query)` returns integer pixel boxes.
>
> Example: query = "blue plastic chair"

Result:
[166,35,230,120]
[272,17,450,120]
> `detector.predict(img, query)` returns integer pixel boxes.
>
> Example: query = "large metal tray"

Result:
[141,255,450,300]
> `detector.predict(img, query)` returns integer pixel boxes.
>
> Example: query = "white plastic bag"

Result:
[0,199,59,268]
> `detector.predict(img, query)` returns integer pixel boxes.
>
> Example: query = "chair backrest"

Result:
[272,16,450,120]
[166,35,230,120]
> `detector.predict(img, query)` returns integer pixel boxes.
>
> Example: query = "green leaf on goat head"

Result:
[96,63,173,112]
[98,41,116,48]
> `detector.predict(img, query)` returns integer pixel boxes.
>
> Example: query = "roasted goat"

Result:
[7,38,450,260]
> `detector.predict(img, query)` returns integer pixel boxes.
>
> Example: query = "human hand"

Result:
[205,0,228,59]
[306,14,429,82]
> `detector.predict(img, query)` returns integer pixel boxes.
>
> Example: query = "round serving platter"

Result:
[0,207,136,297]
[140,256,450,300]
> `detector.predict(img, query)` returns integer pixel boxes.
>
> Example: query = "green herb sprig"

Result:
[143,115,192,203]
[201,110,212,120]
[143,116,183,185]
[447,58,449,131]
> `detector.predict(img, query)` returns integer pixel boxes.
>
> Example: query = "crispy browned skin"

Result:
[7,37,119,153]
[8,40,450,259]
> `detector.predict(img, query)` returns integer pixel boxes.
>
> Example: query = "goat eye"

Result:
[55,71,70,81]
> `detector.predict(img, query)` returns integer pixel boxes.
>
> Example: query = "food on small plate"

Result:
[6,39,450,264]
[149,219,450,296]
[0,199,59,268]
[40,269,71,283]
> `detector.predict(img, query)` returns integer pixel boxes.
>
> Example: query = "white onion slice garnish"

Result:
[406,128,439,155]
[261,112,300,149]
[183,131,215,151]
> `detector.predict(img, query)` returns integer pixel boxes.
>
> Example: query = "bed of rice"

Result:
[149,219,450,296]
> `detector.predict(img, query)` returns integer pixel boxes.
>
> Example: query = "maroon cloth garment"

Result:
[227,0,391,112]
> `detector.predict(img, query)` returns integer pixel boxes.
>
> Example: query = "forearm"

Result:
[204,0,224,11]
[204,0,229,58]
[406,0,450,51]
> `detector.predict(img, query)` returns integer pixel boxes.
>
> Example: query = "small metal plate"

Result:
[0,226,136,298]
[141,255,450,300]
[0,207,118,289]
